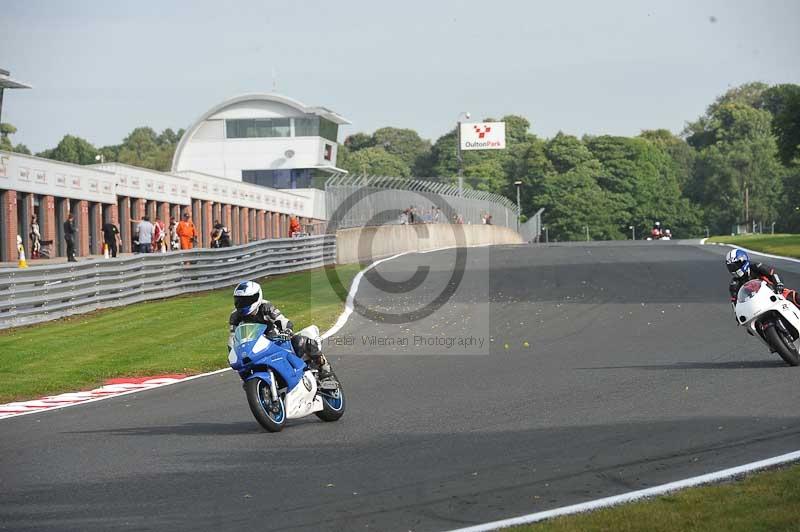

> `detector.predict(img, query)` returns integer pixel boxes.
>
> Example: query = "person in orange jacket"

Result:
[176,212,198,249]
[289,216,302,237]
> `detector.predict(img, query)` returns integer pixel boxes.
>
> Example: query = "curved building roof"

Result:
[171,93,350,173]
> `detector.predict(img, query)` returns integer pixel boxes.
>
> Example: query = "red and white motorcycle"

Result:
[734,279,800,366]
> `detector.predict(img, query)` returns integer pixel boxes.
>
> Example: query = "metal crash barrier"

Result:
[0,235,336,330]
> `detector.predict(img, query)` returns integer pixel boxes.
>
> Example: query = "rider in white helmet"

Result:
[229,280,332,379]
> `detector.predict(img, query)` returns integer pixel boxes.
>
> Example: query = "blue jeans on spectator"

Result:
[139,243,152,253]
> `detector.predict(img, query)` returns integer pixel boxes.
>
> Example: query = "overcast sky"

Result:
[2,0,799,152]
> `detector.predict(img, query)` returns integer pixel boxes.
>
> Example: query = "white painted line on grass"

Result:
[445,449,800,532]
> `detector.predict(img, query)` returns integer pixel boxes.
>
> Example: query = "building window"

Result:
[243,169,312,189]
[226,116,337,141]
[319,118,339,142]
[227,118,291,139]
[294,117,319,137]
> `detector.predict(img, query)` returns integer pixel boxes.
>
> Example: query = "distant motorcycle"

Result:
[228,323,345,431]
[734,279,800,366]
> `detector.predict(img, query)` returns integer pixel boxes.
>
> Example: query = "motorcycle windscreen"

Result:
[737,279,763,303]
[234,323,268,346]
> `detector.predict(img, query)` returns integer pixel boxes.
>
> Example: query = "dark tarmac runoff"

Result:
[2,241,799,531]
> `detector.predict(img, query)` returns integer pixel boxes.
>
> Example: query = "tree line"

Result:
[2,81,798,240]
[0,125,184,172]
[337,82,800,240]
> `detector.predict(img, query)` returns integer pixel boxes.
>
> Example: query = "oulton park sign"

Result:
[460,122,506,150]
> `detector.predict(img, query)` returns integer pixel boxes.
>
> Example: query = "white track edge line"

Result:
[701,240,800,265]
[2,243,494,420]
[320,251,412,340]
[445,449,800,532]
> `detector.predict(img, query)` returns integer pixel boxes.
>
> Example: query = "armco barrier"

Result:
[335,224,523,264]
[0,235,335,330]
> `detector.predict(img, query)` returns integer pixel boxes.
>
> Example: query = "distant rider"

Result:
[726,249,799,307]
[228,280,333,379]
[651,221,662,239]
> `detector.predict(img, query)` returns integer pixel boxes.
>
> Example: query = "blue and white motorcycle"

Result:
[228,323,345,432]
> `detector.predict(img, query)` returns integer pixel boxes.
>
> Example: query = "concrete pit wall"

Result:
[335,224,523,264]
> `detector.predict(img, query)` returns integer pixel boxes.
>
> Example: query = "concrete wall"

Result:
[336,224,523,264]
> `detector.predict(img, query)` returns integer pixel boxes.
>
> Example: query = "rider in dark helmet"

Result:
[228,280,332,379]
[726,249,799,306]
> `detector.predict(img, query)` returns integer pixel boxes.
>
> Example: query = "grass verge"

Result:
[0,264,361,403]
[509,462,800,532]
[708,234,800,259]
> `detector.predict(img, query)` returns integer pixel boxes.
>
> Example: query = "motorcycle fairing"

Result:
[231,324,306,390]
[284,370,324,419]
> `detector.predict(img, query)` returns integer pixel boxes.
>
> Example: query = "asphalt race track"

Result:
[2,241,800,531]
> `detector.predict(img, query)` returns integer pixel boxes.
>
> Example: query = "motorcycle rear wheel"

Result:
[764,323,800,366]
[245,379,287,432]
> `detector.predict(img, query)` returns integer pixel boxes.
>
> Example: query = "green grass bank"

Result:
[510,463,800,532]
[708,234,800,259]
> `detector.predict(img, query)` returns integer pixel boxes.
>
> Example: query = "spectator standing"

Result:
[64,212,77,262]
[176,212,197,250]
[102,220,120,258]
[485,214,493,225]
[433,207,442,224]
[210,220,222,248]
[399,210,408,225]
[30,214,41,258]
[289,216,302,237]
[153,217,166,252]
[219,224,231,247]
[136,216,155,253]
[168,216,180,250]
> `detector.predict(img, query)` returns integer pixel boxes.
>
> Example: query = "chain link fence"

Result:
[325,174,520,230]
[519,208,545,242]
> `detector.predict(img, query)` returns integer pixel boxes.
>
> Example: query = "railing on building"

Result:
[325,174,520,230]
[0,235,335,330]
[519,208,545,242]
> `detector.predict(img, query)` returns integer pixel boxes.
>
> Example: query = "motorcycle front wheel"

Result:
[316,376,346,422]
[245,378,287,432]
[764,322,800,366]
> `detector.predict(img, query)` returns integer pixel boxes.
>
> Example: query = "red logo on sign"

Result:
[473,125,492,139]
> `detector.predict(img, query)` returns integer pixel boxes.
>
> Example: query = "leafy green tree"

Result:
[340,146,411,177]
[639,129,696,190]
[38,134,98,165]
[156,128,182,146]
[544,133,596,174]
[503,137,554,216]
[760,84,800,166]
[463,158,506,192]
[0,123,17,145]
[709,82,770,114]
[685,83,771,150]
[343,132,374,151]
[687,104,784,233]
[0,123,28,153]
[372,127,432,172]
[533,164,623,241]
